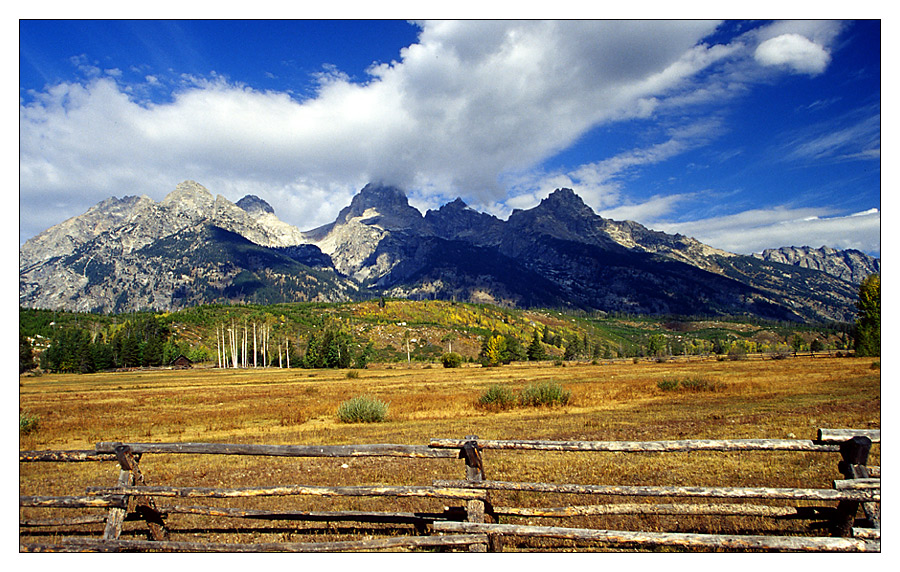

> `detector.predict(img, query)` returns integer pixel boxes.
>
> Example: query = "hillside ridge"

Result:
[19,181,875,321]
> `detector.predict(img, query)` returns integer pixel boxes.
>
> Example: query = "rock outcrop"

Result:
[19,181,873,322]
[753,246,880,285]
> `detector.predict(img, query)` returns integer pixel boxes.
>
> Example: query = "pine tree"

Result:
[527,329,547,361]
[855,274,880,357]
[19,333,36,373]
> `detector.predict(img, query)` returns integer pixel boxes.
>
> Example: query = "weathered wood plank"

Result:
[20,450,118,462]
[20,495,126,509]
[429,438,839,453]
[113,444,167,541]
[95,441,457,458]
[102,469,132,540]
[20,514,108,527]
[158,503,466,524]
[433,480,879,502]
[833,478,880,491]
[852,528,880,540]
[20,534,490,553]
[492,503,835,519]
[87,484,487,501]
[816,429,881,444]
[433,521,878,552]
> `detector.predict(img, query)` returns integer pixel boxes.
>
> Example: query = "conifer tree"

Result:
[855,274,880,357]
[527,329,547,361]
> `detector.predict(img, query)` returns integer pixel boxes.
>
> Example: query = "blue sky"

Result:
[18,19,881,256]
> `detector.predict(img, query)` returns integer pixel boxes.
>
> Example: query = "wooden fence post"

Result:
[102,465,133,540]
[831,436,872,537]
[460,435,492,552]
[112,444,168,541]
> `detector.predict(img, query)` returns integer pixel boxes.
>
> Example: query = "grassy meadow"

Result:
[19,356,880,549]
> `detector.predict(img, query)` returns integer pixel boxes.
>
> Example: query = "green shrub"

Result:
[657,379,680,391]
[871,361,880,370]
[336,395,388,423]
[519,381,571,407]
[346,370,360,379]
[680,377,725,392]
[20,411,39,435]
[477,384,516,410]
[658,376,724,392]
[441,352,463,368]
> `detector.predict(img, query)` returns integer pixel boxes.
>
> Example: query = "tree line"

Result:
[29,315,194,373]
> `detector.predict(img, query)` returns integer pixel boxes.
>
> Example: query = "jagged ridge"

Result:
[19,181,876,321]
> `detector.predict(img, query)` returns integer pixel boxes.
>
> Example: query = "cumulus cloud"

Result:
[754,33,832,75]
[651,207,881,256]
[18,20,734,239]
[19,19,861,253]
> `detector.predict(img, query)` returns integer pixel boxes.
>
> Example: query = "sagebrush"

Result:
[336,395,389,423]
[519,381,571,407]
[476,384,517,410]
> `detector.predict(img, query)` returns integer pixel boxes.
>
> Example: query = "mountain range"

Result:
[19,180,879,322]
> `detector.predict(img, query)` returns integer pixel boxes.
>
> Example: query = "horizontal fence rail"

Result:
[20,450,118,462]
[20,428,880,553]
[491,503,837,519]
[21,534,493,553]
[429,437,844,453]
[817,429,881,444]
[433,480,880,502]
[86,484,487,501]
[95,441,458,458]
[432,522,878,553]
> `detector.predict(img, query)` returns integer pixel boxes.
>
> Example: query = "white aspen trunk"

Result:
[278,342,283,368]
[242,324,248,368]
[253,322,257,368]
[230,319,238,369]
[286,338,290,369]
[215,326,221,368]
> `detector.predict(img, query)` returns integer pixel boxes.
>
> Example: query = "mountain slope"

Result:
[753,246,880,285]
[19,181,354,313]
[19,181,873,322]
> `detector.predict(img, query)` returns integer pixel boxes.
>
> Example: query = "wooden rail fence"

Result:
[19,428,880,553]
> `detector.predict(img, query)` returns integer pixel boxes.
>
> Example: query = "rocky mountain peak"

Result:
[425,196,503,244]
[753,245,880,284]
[163,180,214,202]
[538,188,596,217]
[159,180,216,218]
[506,188,610,245]
[335,182,424,231]
[236,195,275,216]
[446,197,469,209]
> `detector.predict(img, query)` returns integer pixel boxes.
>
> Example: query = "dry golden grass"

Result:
[19,356,880,549]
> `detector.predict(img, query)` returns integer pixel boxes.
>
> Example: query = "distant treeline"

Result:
[19,299,866,375]
[26,315,197,373]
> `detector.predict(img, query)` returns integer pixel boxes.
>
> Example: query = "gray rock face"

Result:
[18,181,871,322]
[19,194,154,269]
[753,246,880,285]
[236,194,275,216]
[19,181,335,312]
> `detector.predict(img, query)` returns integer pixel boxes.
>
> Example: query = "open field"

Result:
[19,356,880,549]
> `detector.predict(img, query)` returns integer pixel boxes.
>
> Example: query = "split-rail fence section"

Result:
[20,428,880,552]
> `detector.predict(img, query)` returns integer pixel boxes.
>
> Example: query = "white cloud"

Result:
[19,20,738,241]
[780,107,881,162]
[754,33,831,76]
[651,207,881,256]
[18,19,859,252]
